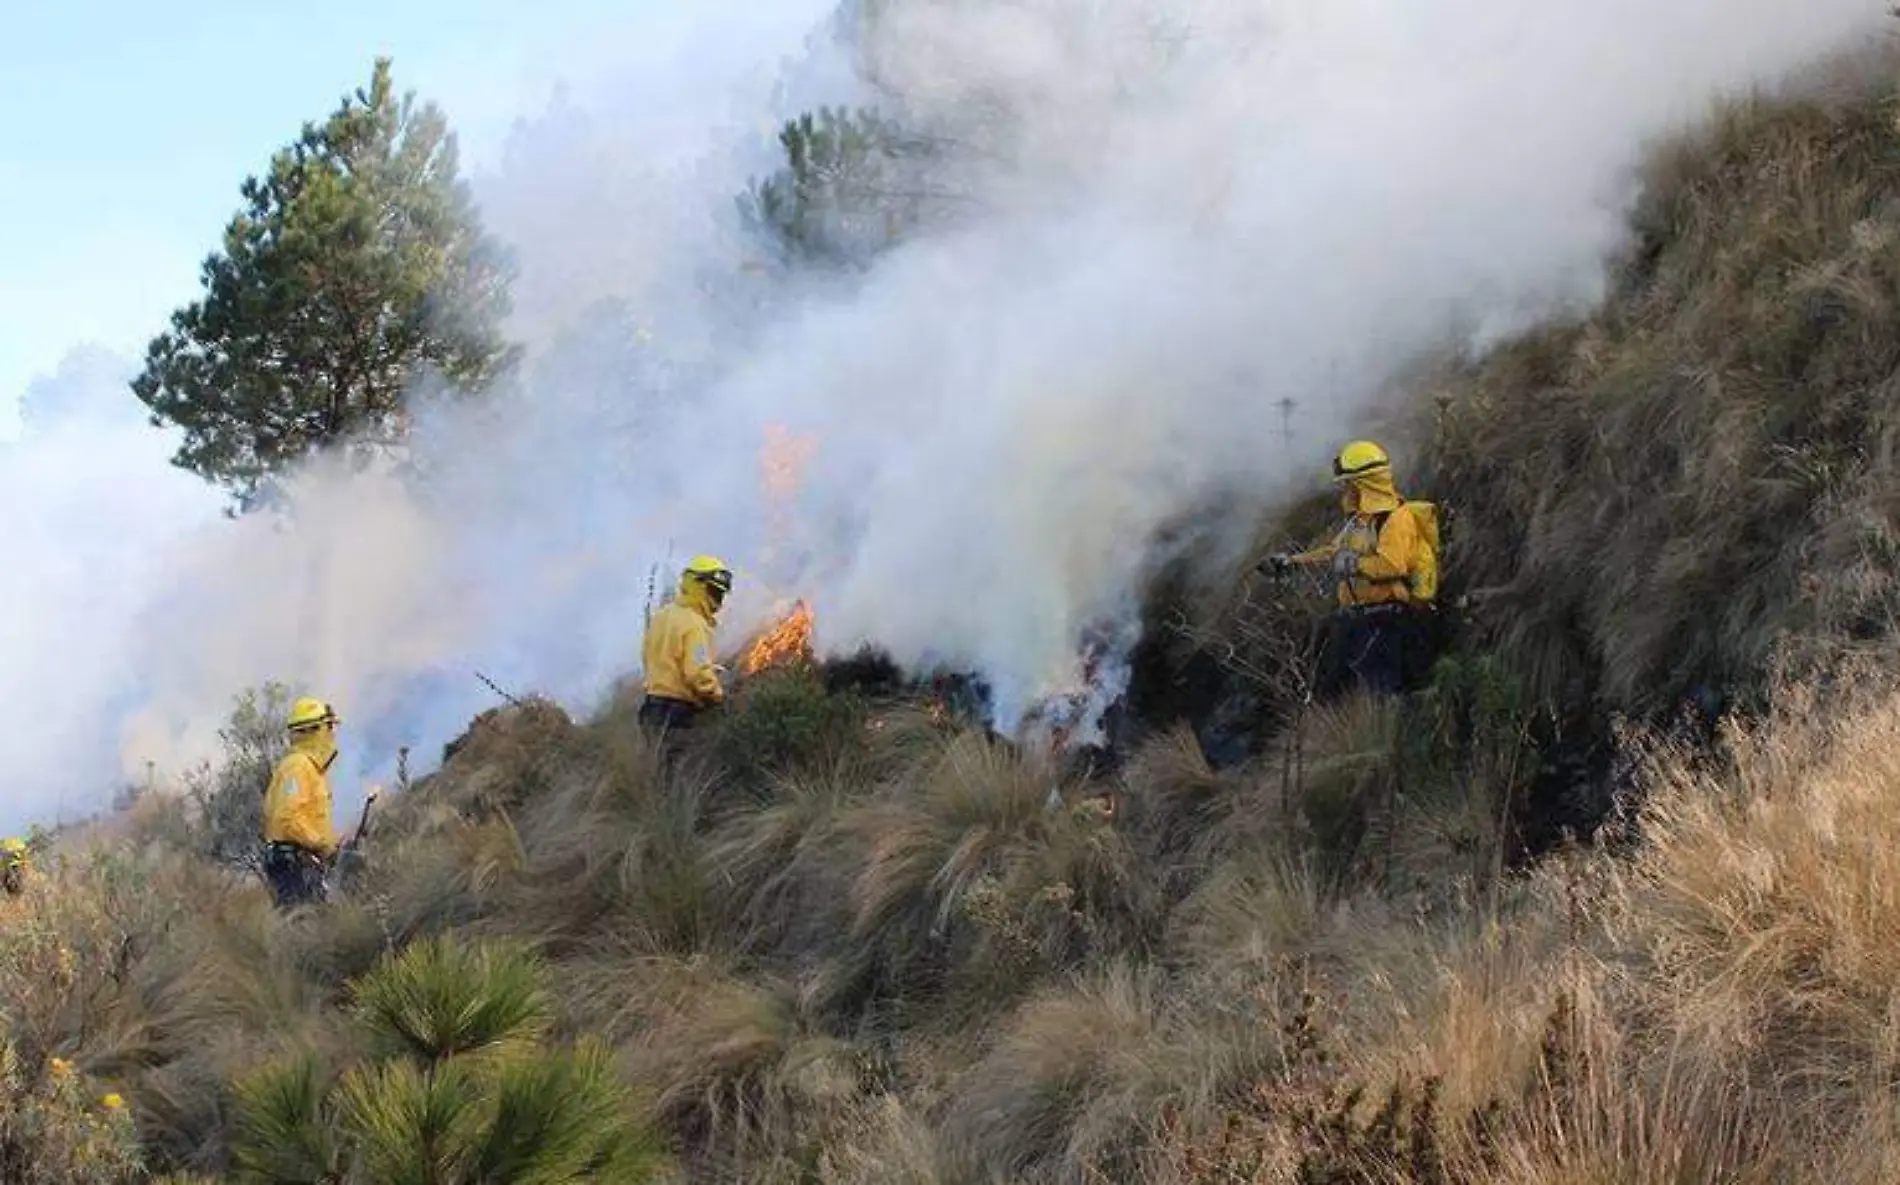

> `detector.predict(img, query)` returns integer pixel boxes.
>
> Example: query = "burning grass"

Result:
[740,599,817,676]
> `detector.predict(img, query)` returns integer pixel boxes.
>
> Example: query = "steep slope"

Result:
[1426,59,1900,719]
[1135,52,1900,847]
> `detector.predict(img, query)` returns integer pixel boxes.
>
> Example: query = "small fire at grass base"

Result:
[730,599,1133,797]
[1018,623,1136,820]
[1015,624,1136,757]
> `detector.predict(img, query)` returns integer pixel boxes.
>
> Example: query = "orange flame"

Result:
[740,600,816,675]
[759,424,819,577]
[760,424,818,502]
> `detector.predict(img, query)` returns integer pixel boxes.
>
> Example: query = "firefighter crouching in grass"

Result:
[1261,440,1442,699]
[261,696,350,908]
[639,555,733,733]
[1,836,30,897]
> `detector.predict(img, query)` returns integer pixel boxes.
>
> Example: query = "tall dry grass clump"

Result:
[832,729,1161,1026]
[1144,672,1900,1185]
[1598,674,1900,1180]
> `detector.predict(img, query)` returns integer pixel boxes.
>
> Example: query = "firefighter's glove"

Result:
[1258,554,1295,577]
[1330,549,1361,579]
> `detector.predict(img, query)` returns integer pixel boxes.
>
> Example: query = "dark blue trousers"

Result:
[1316,605,1433,699]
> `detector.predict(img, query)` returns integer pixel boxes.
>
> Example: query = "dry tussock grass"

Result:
[833,730,1159,1026]
[19,639,1900,1183]
[1598,675,1900,1175]
[939,962,1291,1185]
[1186,670,1900,1185]
[630,969,861,1167]
[703,769,865,956]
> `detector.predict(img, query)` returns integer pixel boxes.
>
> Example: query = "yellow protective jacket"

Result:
[0,839,28,897]
[262,732,342,857]
[1292,472,1434,608]
[643,580,724,706]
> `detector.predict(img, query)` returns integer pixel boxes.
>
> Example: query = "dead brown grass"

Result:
[1145,668,1900,1185]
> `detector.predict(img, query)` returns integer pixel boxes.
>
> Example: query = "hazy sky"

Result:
[0,0,645,437]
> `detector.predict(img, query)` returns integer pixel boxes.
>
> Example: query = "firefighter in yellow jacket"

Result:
[1263,440,1440,697]
[1,837,29,897]
[261,697,346,907]
[640,555,733,731]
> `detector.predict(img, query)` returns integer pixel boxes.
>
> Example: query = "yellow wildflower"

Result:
[49,1058,72,1076]
[101,1092,124,1110]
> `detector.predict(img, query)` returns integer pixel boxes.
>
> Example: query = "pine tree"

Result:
[132,58,518,509]
[739,106,930,269]
[231,936,665,1183]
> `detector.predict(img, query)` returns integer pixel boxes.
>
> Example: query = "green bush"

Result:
[179,683,296,872]
[711,666,869,789]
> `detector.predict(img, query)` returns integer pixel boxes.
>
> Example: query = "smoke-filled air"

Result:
[2,0,1885,832]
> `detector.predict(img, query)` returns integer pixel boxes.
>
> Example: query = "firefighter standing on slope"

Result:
[640,555,733,731]
[261,697,348,908]
[1263,440,1441,698]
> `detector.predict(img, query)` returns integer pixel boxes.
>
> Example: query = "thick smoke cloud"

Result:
[0,347,222,827]
[0,0,1885,831]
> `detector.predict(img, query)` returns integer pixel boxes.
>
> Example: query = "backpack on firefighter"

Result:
[1371,498,1442,604]
[1385,497,1466,672]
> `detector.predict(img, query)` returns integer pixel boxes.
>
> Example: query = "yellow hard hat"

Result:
[286,697,340,733]
[1331,440,1391,483]
[682,554,733,595]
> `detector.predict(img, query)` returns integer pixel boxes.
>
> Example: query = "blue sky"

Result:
[0,0,644,437]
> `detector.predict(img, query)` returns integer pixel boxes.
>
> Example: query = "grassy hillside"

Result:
[1138,51,1900,848]
[14,49,1900,1185]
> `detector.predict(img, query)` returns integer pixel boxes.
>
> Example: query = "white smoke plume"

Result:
[0,0,1886,831]
[1,347,223,824]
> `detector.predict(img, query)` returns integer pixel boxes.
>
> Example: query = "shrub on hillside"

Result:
[711,665,870,790]
[938,962,1297,1184]
[1121,647,1535,918]
[629,963,869,1178]
[0,1042,145,1184]
[1387,651,1538,902]
[180,683,294,873]
[1600,674,1900,1172]
[702,769,866,957]
[501,720,724,957]
[0,846,196,1070]
[428,699,578,822]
